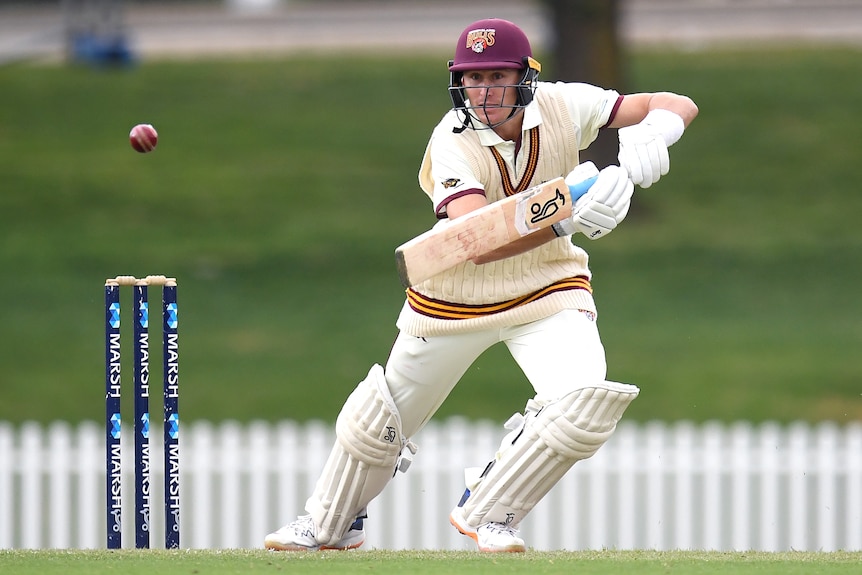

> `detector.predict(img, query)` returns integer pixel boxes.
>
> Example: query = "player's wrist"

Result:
[552,218,577,237]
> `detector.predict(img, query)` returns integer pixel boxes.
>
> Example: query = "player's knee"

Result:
[536,381,640,459]
[335,364,405,467]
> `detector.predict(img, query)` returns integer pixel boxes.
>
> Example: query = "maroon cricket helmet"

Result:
[449,18,533,71]
[447,18,541,132]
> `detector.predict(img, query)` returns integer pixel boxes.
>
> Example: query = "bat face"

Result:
[396,178,569,287]
[529,188,565,222]
[395,174,597,288]
[514,180,577,237]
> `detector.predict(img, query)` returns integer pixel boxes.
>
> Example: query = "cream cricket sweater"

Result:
[396,84,602,337]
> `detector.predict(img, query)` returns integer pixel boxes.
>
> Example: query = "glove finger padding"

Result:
[571,167,634,240]
[614,197,632,224]
[609,175,634,218]
[657,140,670,175]
[618,125,670,189]
[643,140,669,187]
[617,144,643,186]
[589,165,632,207]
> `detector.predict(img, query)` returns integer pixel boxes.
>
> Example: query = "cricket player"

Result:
[265,17,698,552]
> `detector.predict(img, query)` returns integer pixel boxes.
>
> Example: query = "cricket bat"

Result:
[394,174,597,288]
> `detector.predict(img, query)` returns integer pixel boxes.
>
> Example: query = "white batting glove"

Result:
[564,161,600,192]
[572,165,634,240]
[551,162,597,237]
[553,165,634,240]
[617,109,685,189]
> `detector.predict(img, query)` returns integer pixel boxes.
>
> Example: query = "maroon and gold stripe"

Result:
[489,127,541,197]
[406,276,592,320]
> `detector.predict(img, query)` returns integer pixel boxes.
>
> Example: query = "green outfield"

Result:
[0,47,860,425]
[1,549,861,575]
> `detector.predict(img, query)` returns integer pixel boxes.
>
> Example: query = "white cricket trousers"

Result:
[384,309,607,438]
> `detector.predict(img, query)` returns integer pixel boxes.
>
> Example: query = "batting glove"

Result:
[564,161,600,192]
[617,109,685,189]
[553,165,634,240]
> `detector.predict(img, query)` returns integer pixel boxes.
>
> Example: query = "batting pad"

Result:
[306,364,413,544]
[457,381,639,528]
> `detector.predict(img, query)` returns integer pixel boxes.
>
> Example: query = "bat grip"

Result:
[567,175,598,203]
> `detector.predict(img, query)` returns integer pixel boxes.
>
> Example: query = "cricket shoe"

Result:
[264,514,365,551]
[449,506,526,553]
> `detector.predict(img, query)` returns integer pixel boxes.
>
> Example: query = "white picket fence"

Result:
[1,419,860,551]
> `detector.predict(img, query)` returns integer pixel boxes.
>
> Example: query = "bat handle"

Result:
[567,175,598,203]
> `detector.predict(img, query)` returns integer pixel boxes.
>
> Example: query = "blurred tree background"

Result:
[545,0,624,168]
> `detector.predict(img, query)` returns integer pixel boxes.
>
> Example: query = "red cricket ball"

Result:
[129,123,158,153]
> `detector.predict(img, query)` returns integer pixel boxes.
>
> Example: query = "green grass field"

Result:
[2,550,861,575]
[0,47,861,426]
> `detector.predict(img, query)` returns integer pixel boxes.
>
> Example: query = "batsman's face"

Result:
[461,68,521,125]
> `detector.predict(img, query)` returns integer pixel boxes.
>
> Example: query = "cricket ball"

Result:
[130,123,158,153]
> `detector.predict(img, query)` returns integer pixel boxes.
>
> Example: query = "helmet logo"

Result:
[466,28,496,53]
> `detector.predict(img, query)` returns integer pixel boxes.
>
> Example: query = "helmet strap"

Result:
[452,109,473,134]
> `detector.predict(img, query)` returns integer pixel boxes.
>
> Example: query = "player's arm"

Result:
[607,92,698,129]
[611,92,699,189]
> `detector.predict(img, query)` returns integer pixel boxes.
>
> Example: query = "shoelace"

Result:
[483,522,520,537]
[289,515,315,533]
